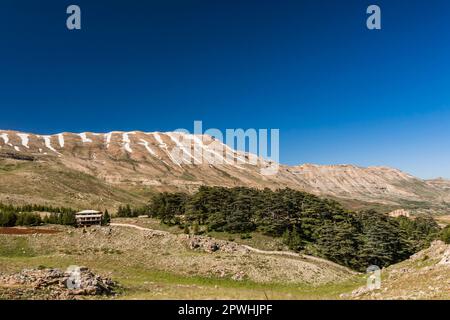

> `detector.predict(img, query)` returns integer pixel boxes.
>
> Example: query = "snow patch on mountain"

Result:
[153,133,182,167]
[41,135,60,154]
[104,132,113,148]
[167,132,202,164]
[0,133,12,146]
[79,133,92,143]
[58,134,65,148]
[17,133,29,149]
[138,138,156,156]
[123,132,133,153]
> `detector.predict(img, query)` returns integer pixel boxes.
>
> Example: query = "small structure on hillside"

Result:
[75,210,103,226]
[388,209,411,218]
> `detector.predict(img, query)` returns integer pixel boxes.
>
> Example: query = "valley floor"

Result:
[0,218,448,300]
[0,256,364,300]
[0,218,363,300]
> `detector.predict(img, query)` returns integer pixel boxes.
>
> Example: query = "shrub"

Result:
[441,226,450,244]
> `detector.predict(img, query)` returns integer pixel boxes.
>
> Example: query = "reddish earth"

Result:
[0,227,60,235]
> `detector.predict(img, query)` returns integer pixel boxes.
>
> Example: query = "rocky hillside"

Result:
[0,223,355,290]
[1,129,449,212]
[347,240,450,300]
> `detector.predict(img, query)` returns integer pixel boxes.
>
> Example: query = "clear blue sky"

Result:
[1,0,449,179]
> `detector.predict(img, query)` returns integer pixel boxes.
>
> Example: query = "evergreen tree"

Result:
[61,212,76,226]
[441,226,450,244]
[315,220,360,269]
[192,222,200,235]
[102,210,111,225]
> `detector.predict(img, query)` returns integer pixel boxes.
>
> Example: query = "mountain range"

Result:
[0,129,449,214]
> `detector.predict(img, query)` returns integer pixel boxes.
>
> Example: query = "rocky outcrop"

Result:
[0,267,118,300]
[343,241,450,300]
[438,247,450,266]
[184,235,249,254]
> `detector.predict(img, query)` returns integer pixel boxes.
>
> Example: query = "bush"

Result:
[0,202,79,227]
[192,223,200,235]
[441,226,450,244]
[15,212,42,226]
[0,211,17,227]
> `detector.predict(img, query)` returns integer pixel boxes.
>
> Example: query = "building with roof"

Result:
[75,210,103,226]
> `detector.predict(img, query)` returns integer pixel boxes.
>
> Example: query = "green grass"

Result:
[0,160,33,173]
[118,269,365,300]
[180,172,197,182]
[0,237,36,257]
[0,231,364,299]
[0,160,148,210]
[0,254,365,300]
[0,222,364,300]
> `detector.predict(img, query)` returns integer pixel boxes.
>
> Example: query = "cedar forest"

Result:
[1,186,449,271]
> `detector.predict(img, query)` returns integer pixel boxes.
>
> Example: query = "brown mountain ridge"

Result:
[0,129,449,214]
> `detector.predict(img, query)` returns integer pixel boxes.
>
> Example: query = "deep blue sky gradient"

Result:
[1,0,450,178]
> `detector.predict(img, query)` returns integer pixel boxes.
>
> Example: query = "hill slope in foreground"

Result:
[0,220,448,300]
[346,240,450,300]
[1,129,450,213]
[0,220,358,300]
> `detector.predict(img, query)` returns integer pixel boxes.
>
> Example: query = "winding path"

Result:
[110,222,168,235]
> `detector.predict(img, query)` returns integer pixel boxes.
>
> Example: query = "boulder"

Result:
[438,248,450,266]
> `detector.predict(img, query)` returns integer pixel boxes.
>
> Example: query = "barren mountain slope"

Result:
[1,129,449,212]
[280,164,450,207]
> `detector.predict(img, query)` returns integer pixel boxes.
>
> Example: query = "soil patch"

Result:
[0,227,60,235]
